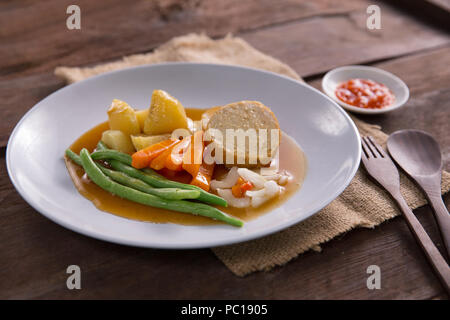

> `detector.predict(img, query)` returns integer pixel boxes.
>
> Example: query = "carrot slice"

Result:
[190,161,215,192]
[231,178,253,198]
[232,177,245,198]
[231,183,243,198]
[131,139,178,169]
[165,135,192,171]
[240,181,254,193]
[149,141,181,171]
[182,131,204,176]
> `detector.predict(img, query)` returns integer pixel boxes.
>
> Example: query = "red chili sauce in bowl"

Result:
[335,78,395,109]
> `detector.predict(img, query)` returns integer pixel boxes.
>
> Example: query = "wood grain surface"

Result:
[1,0,449,299]
[1,1,449,146]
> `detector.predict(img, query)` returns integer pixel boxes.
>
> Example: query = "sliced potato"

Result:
[143,90,188,135]
[101,130,135,154]
[135,109,149,132]
[130,133,172,151]
[107,99,140,135]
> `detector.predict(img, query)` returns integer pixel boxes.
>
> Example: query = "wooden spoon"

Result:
[387,130,450,258]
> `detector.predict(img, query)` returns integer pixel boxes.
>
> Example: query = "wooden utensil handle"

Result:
[393,192,450,294]
[424,191,450,258]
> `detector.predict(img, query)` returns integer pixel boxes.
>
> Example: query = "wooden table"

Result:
[1,0,449,299]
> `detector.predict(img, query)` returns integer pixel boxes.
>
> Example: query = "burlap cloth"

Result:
[55,33,450,276]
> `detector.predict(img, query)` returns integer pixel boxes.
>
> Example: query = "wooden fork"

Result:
[360,136,450,294]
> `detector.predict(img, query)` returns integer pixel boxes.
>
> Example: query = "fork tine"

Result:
[362,136,377,158]
[367,136,386,158]
[361,137,371,159]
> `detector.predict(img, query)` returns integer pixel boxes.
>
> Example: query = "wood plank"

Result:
[388,0,450,29]
[241,2,450,77]
[1,151,447,298]
[0,0,364,80]
[1,1,449,147]
[1,47,449,299]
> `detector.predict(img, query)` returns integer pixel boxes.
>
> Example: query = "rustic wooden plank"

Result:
[427,0,450,11]
[1,46,450,299]
[0,0,366,146]
[241,2,450,77]
[1,150,447,299]
[1,1,449,147]
[387,0,450,29]
[0,0,364,79]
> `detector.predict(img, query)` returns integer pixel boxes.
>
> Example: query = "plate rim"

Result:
[6,62,361,249]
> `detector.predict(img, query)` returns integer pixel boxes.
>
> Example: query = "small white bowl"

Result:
[322,65,409,114]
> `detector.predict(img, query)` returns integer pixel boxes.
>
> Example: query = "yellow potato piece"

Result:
[107,99,140,135]
[143,90,188,135]
[101,130,135,154]
[130,134,172,151]
[135,109,149,132]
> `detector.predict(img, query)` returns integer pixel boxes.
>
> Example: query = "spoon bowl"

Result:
[388,130,442,176]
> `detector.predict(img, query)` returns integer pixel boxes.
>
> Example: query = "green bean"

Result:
[109,160,227,207]
[79,149,243,227]
[99,166,200,200]
[94,142,227,207]
[142,168,166,179]
[91,149,132,166]
[65,149,199,200]
[96,141,109,151]
[65,149,83,166]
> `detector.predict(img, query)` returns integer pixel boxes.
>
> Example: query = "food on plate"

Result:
[335,78,394,109]
[131,138,179,169]
[64,89,307,227]
[201,106,221,128]
[211,167,291,208]
[101,130,135,154]
[107,99,141,135]
[204,101,280,167]
[143,89,188,135]
[131,133,172,151]
[66,149,241,227]
[134,109,149,131]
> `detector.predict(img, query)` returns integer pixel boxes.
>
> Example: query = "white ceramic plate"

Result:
[322,65,409,114]
[7,63,360,249]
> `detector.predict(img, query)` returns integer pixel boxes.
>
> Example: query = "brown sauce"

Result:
[65,108,307,225]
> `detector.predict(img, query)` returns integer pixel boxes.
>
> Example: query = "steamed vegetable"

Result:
[91,149,133,166]
[231,177,253,198]
[165,135,192,171]
[150,141,181,171]
[134,109,149,132]
[131,139,178,169]
[101,130,135,154]
[98,165,200,200]
[65,149,83,166]
[211,166,239,190]
[96,140,109,151]
[190,161,215,192]
[216,188,250,208]
[131,133,172,151]
[95,141,227,207]
[109,159,227,207]
[107,99,140,135]
[66,149,199,200]
[78,148,241,227]
[182,130,204,177]
[143,90,188,135]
